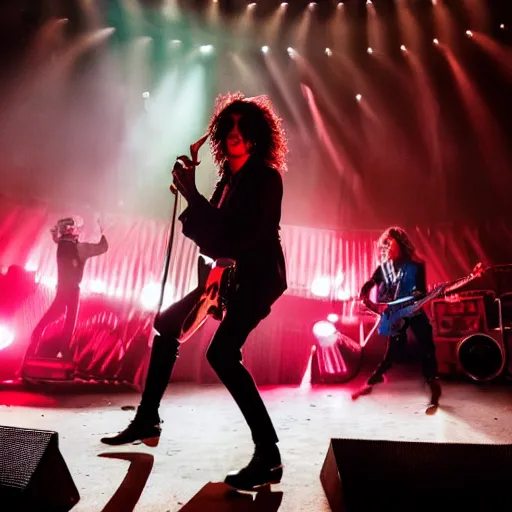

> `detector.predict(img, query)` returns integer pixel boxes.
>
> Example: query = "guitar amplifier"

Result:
[430,293,505,379]
[431,295,488,338]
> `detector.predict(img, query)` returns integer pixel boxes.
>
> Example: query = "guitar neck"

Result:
[443,272,477,295]
[407,270,479,315]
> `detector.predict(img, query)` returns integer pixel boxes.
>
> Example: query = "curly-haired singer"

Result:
[353,227,442,411]
[101,93,288,490]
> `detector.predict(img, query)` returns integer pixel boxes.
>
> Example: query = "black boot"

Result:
[351,372,384,400]
[367,372,385,386]
[101,335,178,446]
[225,443,283,491]
[428,377,442,405]
[100,412,162,447]
[425,377,441,415]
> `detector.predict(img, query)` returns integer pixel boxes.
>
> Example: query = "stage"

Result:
[1,372,511,512]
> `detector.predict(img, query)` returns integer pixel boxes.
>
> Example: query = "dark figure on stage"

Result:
[101,93,288,491]
[353,227,441,411]
[23,217,108,364]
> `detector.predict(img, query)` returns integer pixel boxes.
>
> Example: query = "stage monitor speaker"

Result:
[0,425,80,511]
[320,438,512,512]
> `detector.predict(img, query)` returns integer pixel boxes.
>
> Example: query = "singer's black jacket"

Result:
[178,155,287,308]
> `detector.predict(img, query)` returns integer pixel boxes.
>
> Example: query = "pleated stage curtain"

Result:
[0,199,510,386]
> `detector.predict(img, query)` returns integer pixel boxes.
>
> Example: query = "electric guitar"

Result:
[178,257,237,343]
[375,262,485,337]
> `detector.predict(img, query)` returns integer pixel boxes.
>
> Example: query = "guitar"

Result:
[177,257,237,343]
[376,262,485,337]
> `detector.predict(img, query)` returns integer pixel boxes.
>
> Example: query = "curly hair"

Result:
[207,91,288,174]
[378,226,421,262]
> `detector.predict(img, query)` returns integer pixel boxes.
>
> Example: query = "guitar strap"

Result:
[393,266,405,300]
[381,260,404,301]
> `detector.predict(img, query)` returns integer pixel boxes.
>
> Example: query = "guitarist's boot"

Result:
[351,372,384,400]
[101,335,179,446]
[367,372,385,385]
[426,377,442,414]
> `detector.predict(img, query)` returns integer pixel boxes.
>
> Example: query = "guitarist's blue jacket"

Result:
[361,260,427,304]
[178,155,287,308]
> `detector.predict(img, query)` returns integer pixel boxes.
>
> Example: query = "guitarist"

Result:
[353,227,442,411]
[101,93,288,491]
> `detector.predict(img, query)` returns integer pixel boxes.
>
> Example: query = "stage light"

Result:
[0,325,14,351]
[337,288,351,301]
[309,2,316,9]
[500,24,505,30]
[87,279,107,294]
[281,2,288,7]
[199,44,214,54]
[366,0,372,4]
[261,45,269,54]
[170,39,182,46]
[311,276,331,297]
[325,48,332,56]
[142,91,150,98]
[25,261,38,272]
[337,2,344,7]
[327,313,340,323]
[313,321,338,348]
[140,282,173,311]
[466,30,473,37]
[433,38,439,45]
[248,2,256,8]
[400,45,407,51]
[356,94,362,101]
[367,47,373,54]
[287,47,295,58]
[39,275,57,289]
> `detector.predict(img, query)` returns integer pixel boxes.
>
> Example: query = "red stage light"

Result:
[0,325,15,350]
[313,320,338,347]
[311,276,331,297]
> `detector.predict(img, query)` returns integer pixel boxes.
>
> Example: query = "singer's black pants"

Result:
[371,312,438,382]
[138,285,279,445]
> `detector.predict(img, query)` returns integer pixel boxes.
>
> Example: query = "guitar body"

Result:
[378,296,415,337]
[178,258,237,343]
[377,284,451,337]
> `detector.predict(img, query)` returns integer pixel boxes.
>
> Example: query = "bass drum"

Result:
[457,333,505,382]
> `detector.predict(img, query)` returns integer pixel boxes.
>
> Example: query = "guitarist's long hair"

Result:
[378,226,423,263]
[208,92,288,174]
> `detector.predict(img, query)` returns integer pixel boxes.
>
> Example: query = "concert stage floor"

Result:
[0,374,511,512]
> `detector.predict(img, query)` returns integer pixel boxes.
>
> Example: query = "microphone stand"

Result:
[156,186,179,314]
[155,134,207,315]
